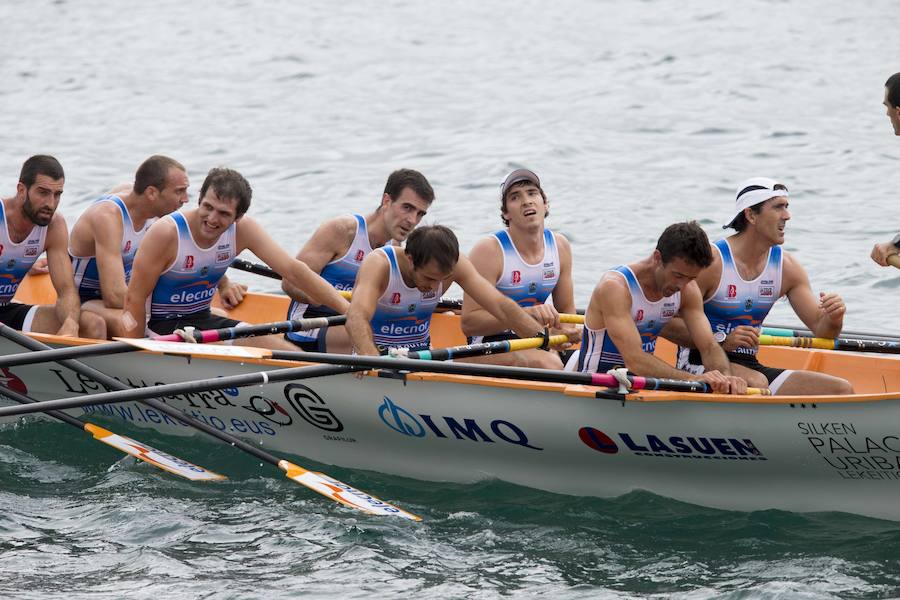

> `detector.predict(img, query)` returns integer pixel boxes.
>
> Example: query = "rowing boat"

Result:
[4,274,900,521]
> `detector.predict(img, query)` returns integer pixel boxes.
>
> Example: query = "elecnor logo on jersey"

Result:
[578,426,766,460]
[391,292,402,304]
[379,396,543,451]
[183,255,194,269]
[727,284,737,298]
[355,250,365,262]
[512,270,522,284]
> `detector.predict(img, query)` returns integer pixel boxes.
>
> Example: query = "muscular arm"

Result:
[782,252,844,338]
[460,237,505,336]
[551,234,576,315]
[454,255,544,340]
[679,282,730,374]
[281,217,351,301]
[344,252,389,356]
[45,215,81,336]
[122,222,177,338]
[90,207,129,308]
[597,277,702,379]
[238,217,350,314]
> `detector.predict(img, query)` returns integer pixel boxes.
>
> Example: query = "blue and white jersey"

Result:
[371,246,442,353]
[703,238,783,357]
[493,228,559,307]
[0,201,47,305]
[149,212,236,320]
[287,214,373,344]
[71,195,155,303]
[575,266,680,373]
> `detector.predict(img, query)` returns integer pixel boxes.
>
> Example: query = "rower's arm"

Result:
[238,217,350,314]
[91,208,129,309]
[679,282,731,375]
[782,252,844,338]
[45,214,81,336]
[454,255,544,340]
[460,237,506,336]
[659,317,693,347]
[345,252,389,356]
[122,223,176,338]
[551,234,577,315]
[282,218,348,301]
[599,278,700,380]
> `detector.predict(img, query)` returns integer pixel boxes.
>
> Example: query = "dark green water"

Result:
[1,420,898,599]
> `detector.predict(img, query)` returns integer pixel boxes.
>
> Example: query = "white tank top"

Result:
[370,246,443,352]
[574,265,680,373]
[0,201,48,305]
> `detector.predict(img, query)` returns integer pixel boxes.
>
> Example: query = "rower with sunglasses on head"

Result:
[663,178,853,395]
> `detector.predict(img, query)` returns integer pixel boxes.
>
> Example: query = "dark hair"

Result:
[656,221,713,268]
[500,180,547,226]
[199,167,252,218]
[729,183,788,232]
[134,155,186,195]
[886,72,900,108]
[381,169,434,206]
[19,155,64,188]
[405,224,459,273]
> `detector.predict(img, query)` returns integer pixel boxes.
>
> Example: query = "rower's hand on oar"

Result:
[726,375,748,395]
[870,241,899,267]
[218,281,248,309]
[721,326,759,353]
[525,304,562,330]
[818,292,846,323]
[698,370,736,394]
[552,324,582,349]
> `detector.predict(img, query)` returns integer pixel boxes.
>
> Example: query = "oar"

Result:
[759,333,900,354]
[231,257,464,311]
[0,325,420,521]
[394,333,571,361]
[0,314,348,369]
[0,383,225,481]
[84,339,768,396]
[762,324,900,342]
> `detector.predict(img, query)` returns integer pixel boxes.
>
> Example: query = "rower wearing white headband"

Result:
[664,177,854,395]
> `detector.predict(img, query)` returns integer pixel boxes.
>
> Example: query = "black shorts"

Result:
[466,331,518,345]
[285,331,326,353]
[147,311,241,336]
[0,302,38,331]
[683,347,785,384]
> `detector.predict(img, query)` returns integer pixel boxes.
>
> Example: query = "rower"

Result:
[461,168,577,368]
[121,167,349,349]
[282,169,433,353]
[567,222,747,395]
[0,156,105,338]
[346,224,571,356]
[68,155,199,337]
[871,72,900,267]
[666,179,853,395]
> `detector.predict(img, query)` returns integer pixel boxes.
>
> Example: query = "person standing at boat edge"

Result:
[68,155,236,338]
[870,72,900,267]
[121,167,349,348]
[0,156,106,338]
[461,168,578,369]
[282,169,434,353]
[345,224,572,356]
[668,178,853,395]
[567,221,746,395]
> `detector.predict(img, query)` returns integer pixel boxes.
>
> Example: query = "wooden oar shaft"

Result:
[0,362,356,419]
[266,350,746,394]
[760,334,900,354]
[406,334,570,361]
